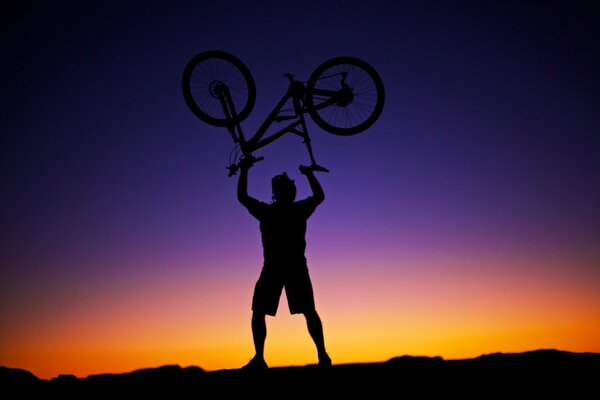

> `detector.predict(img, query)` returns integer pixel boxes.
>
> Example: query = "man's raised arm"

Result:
[237,159,253,208]
[299,165,325,204]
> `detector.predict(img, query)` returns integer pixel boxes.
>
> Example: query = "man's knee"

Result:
[303,309,319,320]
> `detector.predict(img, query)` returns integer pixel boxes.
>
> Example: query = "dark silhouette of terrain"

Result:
[2,349,598,397]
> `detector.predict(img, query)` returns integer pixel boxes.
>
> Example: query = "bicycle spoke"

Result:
[182,50,256,127]
[306,56,384,135]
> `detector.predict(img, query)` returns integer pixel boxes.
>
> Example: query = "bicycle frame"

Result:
[183,51,385,175]
[220,73,344,175]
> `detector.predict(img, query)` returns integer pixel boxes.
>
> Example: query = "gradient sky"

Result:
[1,1,599,380]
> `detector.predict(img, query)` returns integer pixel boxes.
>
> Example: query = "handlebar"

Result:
[228,157,328,177]
[300,163,329,173]
[311,164,329,173]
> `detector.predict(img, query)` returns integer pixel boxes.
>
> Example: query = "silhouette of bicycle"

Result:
[182,50,384,176]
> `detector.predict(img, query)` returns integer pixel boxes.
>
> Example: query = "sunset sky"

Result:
[1,1,599,380]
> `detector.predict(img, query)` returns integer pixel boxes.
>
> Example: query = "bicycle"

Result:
[182,50,385,176]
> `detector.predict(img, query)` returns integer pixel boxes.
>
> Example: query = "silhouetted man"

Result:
[237,156,331,370]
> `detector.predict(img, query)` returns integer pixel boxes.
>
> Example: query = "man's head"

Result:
[272,172,296,204]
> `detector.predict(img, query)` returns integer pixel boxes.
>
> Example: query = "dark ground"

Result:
[2,349,598,397]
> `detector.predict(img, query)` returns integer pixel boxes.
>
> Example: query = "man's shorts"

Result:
[251,263,316,316]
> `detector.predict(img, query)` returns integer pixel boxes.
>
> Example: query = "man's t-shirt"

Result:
[244,197,319,265]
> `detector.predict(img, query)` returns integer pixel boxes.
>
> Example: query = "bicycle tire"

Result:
[182,50,256,127]
[306,56,384,136]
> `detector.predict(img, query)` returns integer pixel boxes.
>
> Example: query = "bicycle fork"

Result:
[216,85,247,149]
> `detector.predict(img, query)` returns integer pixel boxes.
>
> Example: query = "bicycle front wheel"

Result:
[182,50,256,127]
[306,56,384,136]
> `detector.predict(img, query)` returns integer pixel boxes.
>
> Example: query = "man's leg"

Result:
[242,311,269,370]
[304,309,331,366]
[251,311,267,359]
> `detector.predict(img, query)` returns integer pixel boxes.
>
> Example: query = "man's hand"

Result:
[239,155,258,171]
[300,164,325,203]
[299,164,313,175]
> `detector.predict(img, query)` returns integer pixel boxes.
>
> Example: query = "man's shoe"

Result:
[241,356,268,371]
[318,352,332,368]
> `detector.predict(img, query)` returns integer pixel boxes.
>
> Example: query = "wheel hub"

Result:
[209,80,228,98]
[336,86,353,107]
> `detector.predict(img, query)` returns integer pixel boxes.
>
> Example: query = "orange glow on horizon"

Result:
[3,250,599,381]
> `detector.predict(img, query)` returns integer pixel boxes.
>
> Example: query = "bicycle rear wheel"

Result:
[306,56,384,136]
[182,50,256,127]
